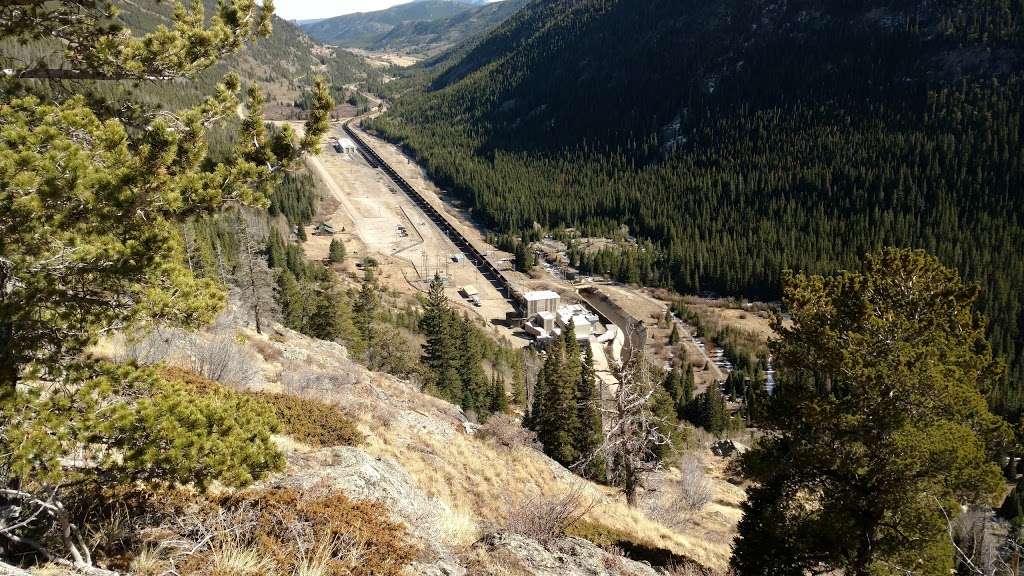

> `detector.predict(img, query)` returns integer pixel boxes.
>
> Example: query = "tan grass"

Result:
[361,421,739,570]
[207,542,272,576]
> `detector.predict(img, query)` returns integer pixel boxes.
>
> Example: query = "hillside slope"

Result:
[368,0,528,56]
[94,301,744,574]
[54,1,381,116]
[369,0,1024,416]
[300,1,474,47]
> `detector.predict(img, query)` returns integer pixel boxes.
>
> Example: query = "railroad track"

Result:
[343,120,525,313]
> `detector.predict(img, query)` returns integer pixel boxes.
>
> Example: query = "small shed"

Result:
[460,285,479,298]
[313,222,335,236]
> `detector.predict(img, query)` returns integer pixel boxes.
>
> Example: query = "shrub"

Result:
[478,413,541,450]
[188,331,262,388]
[74,486,415,576]
[495,485,593,543]
[182,488,416,576]
[249,392,364,447]
[1,363,282,566]
[650,455,714,529]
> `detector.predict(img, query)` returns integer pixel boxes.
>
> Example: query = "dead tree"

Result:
[234,214,278,334]
[577,332,669,507]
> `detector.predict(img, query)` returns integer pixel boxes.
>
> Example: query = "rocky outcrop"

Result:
[273,446,455,547]
[466,532,662,576]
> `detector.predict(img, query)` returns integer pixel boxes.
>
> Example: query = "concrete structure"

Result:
[460,285,479,298]
[524,290,560,316]
[338,137,357,154]
[536,310,556,333]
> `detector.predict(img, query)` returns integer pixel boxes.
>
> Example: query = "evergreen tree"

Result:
[999,480,1024,526]
[277,269,306,329]
[575,344,605,480]
[353,275,379,346]
[732,249,1011,576]
[328,238,346,263]
[513,241,535,272]
[511,352,527,406]
[490,372,509,415]
[701,384,727,436]
[649,387,681,462]
[420,274,463,403]
[0,2,330,568]
[662,366,683,404]
[459,314,490,417]
[668,323,680,345]
[680,363,694,416]
[305,284,358,347]
[535,331,582,466]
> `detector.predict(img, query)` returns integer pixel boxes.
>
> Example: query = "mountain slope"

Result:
[369,0,1024,415]
[300,1,474,47]
[368,0,528,55]
[107,0,379,112]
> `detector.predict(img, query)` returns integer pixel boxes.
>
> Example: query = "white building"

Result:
[523,290,560,317]
[555,303,600,339]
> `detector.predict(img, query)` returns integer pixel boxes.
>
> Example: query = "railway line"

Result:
[342,120,526,314]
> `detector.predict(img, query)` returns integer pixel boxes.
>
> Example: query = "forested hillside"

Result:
[368,0,1024,418]
[0,0,380,117]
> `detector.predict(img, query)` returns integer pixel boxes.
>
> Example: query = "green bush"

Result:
[249,392,364,447]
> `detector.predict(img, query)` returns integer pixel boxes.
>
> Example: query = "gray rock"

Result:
[471,531,662,576]
[272,446,454,554]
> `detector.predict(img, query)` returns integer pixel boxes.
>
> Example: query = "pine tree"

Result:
[277,269,306,329]
[680,363,694,419]
[662,366,683,403]
[668,323,680,345]
[459,314,490,417]
[420,274,462,403]
[649,387,680,462]
[562,323,582,391]
[575,344,605,480]
[328,238,346,263]
[511,352,527,406]
[353,276,379,345]
[533,336,563,444]
[513,241,535,272]
[732,249,1011,575]
[490,372,509,415]
[537,332,581,466]
[0,3,331,567]
[701,384,727,436]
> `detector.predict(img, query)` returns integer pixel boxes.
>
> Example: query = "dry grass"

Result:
[128,546,166,576]
[109,314,743,573]
[207,542,272,576]
[360,417,739,570]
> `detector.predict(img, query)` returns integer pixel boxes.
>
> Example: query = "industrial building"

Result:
[523,290,560,316]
